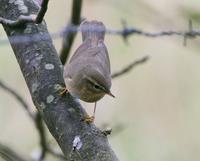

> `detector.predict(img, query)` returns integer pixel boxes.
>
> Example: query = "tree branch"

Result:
[0,1,119,161]
[111,55,149,79]
[35,112,47,160]
[0,15,35,27]
[0,80,65,160]
[0,80,34,119]
[0,80,50,160]
[35,0,49,24]
[0,143,26,161]
[60,0,82,65]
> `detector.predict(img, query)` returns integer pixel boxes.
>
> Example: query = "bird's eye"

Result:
[93,84,101,90]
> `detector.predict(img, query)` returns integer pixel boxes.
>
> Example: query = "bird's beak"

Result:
[107,91,115,98]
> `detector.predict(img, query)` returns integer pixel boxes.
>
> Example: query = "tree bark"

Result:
[0,0,119,161]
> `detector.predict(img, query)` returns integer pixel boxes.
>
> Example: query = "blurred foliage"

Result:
[179,7,200,23]
[1,0,200,161]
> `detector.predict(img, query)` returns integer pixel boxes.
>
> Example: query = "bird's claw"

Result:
[84,115,95,123]
[59,87,68,95]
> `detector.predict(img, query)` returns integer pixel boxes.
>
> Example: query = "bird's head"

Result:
[79,70,114,102]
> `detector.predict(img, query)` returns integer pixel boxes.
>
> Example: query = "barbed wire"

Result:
[0,20,199,46]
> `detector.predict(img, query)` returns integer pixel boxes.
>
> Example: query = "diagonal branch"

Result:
[111,55,149,79]
[59,0,82,65]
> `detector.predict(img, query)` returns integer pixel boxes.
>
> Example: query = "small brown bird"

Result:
[63,20,114,123]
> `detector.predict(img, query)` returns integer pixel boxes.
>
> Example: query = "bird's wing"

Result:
[98,43,111,73]
[68,39,91,64]
[65,40,111,78]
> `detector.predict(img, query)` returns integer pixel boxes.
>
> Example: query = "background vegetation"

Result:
[1,0,200,161]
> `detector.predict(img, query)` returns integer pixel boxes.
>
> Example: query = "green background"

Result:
[1,0,200,160]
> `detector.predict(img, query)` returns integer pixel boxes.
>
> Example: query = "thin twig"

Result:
[35,0,49,24]
[111,55,149,79]
[0,143,26,161]
[60,0,83,65]
[0,0,49,27]
[0,80,50,160]
[35,112,47,160]
[0,80,34,119]
[0,80,65,160]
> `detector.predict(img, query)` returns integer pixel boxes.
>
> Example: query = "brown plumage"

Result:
[64,20,114,103]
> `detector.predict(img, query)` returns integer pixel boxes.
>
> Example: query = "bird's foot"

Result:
[59,87,68,95]
[84,115,95,123]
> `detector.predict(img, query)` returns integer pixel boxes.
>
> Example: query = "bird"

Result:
[62,20,114,123]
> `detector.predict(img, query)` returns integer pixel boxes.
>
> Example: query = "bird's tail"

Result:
[80,20,106,44]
